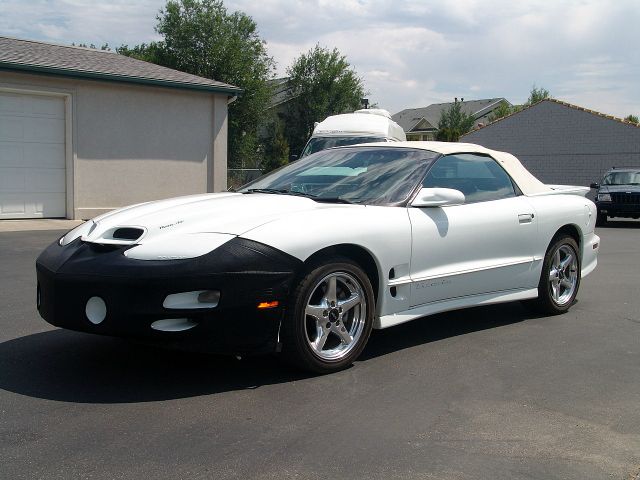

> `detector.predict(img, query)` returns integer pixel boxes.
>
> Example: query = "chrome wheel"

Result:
[548,244,578,306]
[303,272,367,361]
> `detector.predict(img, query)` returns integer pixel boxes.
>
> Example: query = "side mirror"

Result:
[411,188,465,207]
[590,183,599,189]
[289,154,299,162]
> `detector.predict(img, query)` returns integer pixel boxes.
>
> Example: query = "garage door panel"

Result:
[0,93,24,114]
[0,92,66,219]
[0,143,65,168]
[0,167,26,192]
[0,193,66,218]
[0,167,64,193]
[0,117,24,141]
[0,93,64,118]
[26,117,65,143]
[28,95,65,117]
[27,168,65,193]
[0,116,64,142]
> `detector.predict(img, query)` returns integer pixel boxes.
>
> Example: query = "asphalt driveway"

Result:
[1,223,639,480]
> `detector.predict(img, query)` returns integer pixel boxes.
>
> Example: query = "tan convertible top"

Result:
[358,141,553,196]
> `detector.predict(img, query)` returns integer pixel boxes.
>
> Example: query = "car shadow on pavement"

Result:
[360,302,532,361]
[0,303,533,404]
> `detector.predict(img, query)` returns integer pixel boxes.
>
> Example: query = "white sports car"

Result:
[36,142,600,373]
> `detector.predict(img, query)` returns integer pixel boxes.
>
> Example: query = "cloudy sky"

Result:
[2,0,639,117]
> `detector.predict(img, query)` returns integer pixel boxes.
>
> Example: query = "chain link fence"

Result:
[227,168,263,190]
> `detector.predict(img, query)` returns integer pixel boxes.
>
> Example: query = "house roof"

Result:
[461,98,640,136]
[267,77,298,109]
[0,36,242,95]
[392,98,510,132]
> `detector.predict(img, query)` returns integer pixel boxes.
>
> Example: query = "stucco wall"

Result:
[462,100,640,193]
[0,70,228,219]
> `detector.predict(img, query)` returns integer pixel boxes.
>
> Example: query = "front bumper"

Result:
[596,201,640,218]
[36,237,303,355]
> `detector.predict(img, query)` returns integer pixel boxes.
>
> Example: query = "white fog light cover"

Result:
[151,318,198,332]
[163,290,220,310]
[86,296,107,324]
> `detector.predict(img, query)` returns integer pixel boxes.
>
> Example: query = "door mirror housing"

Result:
[411,188,465,207]
[590,183,599,189]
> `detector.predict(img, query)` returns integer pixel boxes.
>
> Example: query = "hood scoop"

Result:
[84,226,146,245]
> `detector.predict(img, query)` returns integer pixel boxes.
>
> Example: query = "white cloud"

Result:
[2,0,640,117]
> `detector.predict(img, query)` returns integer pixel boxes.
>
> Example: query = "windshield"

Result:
[602,171,640,185]
[241,146,439,205]
[301,136,387,157]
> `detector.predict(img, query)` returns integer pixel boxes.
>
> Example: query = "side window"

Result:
[422,153,517,203]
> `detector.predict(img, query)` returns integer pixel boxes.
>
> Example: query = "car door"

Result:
[408,153,538,307]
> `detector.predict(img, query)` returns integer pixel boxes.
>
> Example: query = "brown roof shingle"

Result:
[0,36,241,95]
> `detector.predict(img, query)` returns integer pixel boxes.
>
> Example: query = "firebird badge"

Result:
[159,220,184,230]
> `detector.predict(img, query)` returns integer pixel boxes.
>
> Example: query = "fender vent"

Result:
[112,227,144,241]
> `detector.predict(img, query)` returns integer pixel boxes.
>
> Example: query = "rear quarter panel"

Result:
[527,193,598,275]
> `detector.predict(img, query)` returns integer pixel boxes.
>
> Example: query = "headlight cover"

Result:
[597,193,612,202]
[123,233,235,260]
[59,220,96,246]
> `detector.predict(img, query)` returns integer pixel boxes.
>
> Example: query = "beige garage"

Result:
[0,36,241,220]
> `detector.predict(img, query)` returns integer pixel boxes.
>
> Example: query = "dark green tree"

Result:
[261,120,290,173]
[72,42,111,51]
[624,114,639,124]
[487,101,513,122]
[436,101,475,142]
[283,45,365,156]
[117,0,275,169]
[525,85,551,106]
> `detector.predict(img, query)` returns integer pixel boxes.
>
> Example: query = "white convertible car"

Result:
[36,142,600,373]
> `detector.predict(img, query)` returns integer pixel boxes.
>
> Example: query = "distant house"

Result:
[461,98,640,189]
[392,98,511,141]
[0,36,241,220]
[268,77,297,113]
[257,77,297,140]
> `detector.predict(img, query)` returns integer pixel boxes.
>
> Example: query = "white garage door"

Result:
[0,92,66,219]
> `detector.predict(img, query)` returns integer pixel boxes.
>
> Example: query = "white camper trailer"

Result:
[300,109,406,158]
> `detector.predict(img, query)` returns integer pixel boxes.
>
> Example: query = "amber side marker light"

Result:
[257,300,279,309]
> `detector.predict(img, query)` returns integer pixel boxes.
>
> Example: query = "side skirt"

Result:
[375,287,539,329]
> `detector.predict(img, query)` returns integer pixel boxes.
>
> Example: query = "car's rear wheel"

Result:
[528,235,580,315]
[281,257,374,373]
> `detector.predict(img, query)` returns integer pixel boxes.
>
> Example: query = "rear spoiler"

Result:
[533,184,591,197]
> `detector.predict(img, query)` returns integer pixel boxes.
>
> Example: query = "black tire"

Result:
[280,257,375,373]
[527,235,581,315]
[595,213,607,227]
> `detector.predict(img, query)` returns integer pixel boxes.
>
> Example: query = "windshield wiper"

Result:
[244,188,352,203]
[245,188,289,194]
[245,188,318,198]
[313,197,354,204]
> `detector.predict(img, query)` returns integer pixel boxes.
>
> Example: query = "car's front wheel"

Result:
[281,257,374,373]
[596,212,607,226]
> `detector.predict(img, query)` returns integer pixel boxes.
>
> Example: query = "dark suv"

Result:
[591,167,640,225]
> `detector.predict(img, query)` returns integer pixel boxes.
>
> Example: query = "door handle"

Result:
[518,213,534,224]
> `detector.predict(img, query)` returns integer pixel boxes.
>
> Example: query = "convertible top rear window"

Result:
[301,136,387,157]
[241,147,439,205]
